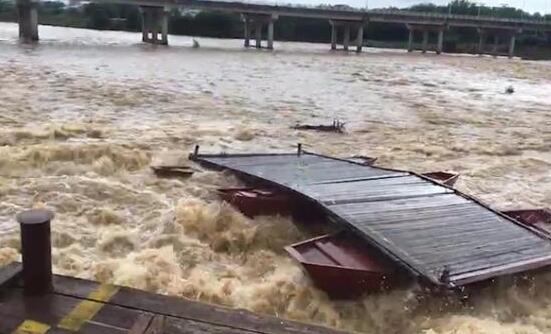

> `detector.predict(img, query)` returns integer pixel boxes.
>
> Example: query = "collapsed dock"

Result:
[192,150,551,289]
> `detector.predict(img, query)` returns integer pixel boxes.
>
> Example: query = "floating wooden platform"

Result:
[192,151,551,288]
[0,262,348,334]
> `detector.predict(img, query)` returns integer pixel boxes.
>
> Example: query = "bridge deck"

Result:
[101,0,551,31]
[194,152,551,288]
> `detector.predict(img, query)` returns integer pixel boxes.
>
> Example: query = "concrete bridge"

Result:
[16,0,551,57]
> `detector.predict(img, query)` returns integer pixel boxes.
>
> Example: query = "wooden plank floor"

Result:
[0,263,348,334]
[193,152,551,288]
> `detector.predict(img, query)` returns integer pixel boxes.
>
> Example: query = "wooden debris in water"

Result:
[151,165,195,178]
[346,155,378,166]
[292,119,345,133]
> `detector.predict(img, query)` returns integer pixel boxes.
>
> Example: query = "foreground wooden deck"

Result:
[0,263,348,334]
[193,151,551,288]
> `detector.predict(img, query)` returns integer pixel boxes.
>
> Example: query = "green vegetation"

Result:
[0,0,549,54]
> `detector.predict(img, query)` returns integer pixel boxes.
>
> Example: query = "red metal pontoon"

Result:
[217,188,293,217]
[151,165,195,178]
[285,231,398,298]
[503,208,551,237]
[422,171,460,186]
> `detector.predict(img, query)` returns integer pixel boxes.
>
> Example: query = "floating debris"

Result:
[192,39,200,48]
[150,165,195,178]
[292,119,345,133]
[347,155,377,166]
[505,85,515,94]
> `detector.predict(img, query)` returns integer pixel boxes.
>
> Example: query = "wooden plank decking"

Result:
[0,262,349,334]
[193,151,551,288]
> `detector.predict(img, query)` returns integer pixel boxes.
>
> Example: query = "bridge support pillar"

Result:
[421,30,429,53]
[267,20,274,49]
[407,29,413,52]
[330,23,337,50]
[255,21,262,48]
[508,34,516,58]
[328,20,366,52]
[492,35,499,56]
[343,24,350,51]
[242,13,277,50]
[436,28,444,54]
[478,31,486,55]
[17,0,39,42]
[243,17,250,47]
[356,25,363,52]
[140,6,168,45]
[477,28,520,58]
[406,23,446,54]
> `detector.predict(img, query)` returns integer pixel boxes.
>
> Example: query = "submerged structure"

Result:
[193,149,551,292]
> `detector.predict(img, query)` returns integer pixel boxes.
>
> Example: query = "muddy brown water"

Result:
[1,22,551,334]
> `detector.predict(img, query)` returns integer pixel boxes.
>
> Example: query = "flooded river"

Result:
[1,22,551,334]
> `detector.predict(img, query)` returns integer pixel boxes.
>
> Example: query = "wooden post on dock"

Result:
[16,209,54,295]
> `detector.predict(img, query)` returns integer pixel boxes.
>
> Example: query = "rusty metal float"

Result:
[421,171,460,187]
[503,208,551,237]
[217,187,294,217]
[285,208,551,298]
[285,231,400,299]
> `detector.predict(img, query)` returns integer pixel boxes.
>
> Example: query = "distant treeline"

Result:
[0,0,550,47]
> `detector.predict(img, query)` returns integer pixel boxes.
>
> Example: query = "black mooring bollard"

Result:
[16,208,54,296]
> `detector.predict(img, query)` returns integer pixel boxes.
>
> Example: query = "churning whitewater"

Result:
[1,22,551,334]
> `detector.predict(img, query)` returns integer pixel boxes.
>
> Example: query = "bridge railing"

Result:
[209,0,551,27]
[34,0,551,27]
[368,9,551,26]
